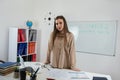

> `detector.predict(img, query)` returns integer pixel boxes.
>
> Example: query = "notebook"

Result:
[0,62,17,69]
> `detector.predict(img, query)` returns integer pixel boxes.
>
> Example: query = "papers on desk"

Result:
[47,69,69,79]
[46,69,89,80]
[68,71,89,79]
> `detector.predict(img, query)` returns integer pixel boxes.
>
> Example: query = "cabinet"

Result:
[8,28,40,62]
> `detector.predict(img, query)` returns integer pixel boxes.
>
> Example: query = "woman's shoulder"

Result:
[67,32,74,39]
[50,32,54,36]
[67,32,74,37]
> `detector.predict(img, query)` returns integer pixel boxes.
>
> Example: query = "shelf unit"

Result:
[8,27,40,62]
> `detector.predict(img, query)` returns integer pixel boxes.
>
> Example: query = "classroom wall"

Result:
[0,0,120,80]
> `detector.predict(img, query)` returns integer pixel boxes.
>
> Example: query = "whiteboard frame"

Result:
[68,20,118,56]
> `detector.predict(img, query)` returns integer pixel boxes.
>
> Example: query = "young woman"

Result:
[45,15,80,71]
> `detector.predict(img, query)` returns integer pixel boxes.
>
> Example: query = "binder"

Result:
[32,30,37,41]
[28,30,33,41]
[18,29,26,42]
[17,43,27,56]
[32,54,36,62]
[21,29,26,42]
[28,42,36,54]
[28,30,37,41]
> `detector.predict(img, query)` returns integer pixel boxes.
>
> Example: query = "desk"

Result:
[0,62,112,80]
[37,69,112,80]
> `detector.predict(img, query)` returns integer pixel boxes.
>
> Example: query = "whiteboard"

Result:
[68,21,117,56]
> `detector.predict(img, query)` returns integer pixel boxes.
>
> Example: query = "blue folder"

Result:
[0,62,17,69]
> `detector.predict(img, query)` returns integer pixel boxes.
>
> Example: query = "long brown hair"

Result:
[52,15,70,46]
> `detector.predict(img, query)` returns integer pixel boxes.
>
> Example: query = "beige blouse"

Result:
[46,32,76,69]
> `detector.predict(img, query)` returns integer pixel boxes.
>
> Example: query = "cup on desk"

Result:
[20,68,26,80]
[14,69,19,78]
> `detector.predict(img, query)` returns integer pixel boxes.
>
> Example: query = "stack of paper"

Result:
[0,62,17,76]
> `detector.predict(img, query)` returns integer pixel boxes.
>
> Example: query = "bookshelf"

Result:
[8,28,40,62]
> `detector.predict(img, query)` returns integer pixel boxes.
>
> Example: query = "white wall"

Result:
[0,0,120,80]
[0,0,39,60]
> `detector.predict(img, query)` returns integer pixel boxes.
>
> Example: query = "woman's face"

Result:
[55,19,64,32]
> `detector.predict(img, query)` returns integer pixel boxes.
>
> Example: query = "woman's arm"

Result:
[45,33,53,64]
[69,33,80,71]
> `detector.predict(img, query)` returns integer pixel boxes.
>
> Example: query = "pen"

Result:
[44,65,50,71]
[33,67,39,75]
[31,67,39,79]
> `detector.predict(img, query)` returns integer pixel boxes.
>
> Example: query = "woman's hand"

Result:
[71,67,80,71]
[44,61,50,64]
